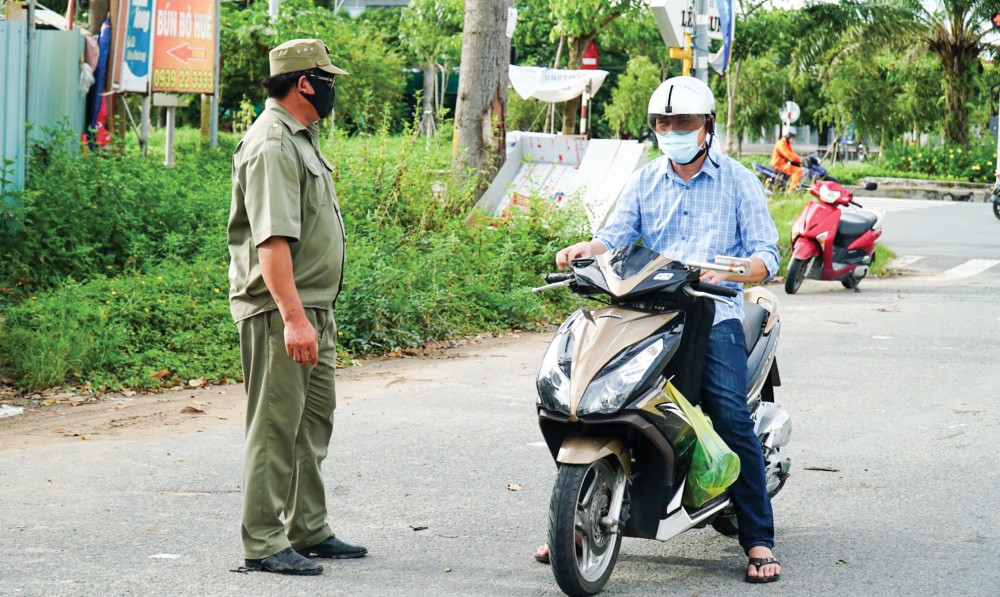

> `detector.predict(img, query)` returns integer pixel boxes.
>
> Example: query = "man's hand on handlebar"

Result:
[699,269,730,285]
[556,241,605,269]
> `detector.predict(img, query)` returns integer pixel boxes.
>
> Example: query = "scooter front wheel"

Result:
[785,257,808,294]
[548,459,622,596]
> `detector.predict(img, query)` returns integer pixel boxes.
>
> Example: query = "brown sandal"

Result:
[745,556,781,583]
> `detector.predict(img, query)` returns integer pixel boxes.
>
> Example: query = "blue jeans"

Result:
[699,318,774,553]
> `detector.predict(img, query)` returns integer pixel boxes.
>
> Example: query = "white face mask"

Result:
[655,128,705,164]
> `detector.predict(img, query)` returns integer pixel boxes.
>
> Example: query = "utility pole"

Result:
[209,0,220,148]
[25,0,36,178]
[691,0,709,82]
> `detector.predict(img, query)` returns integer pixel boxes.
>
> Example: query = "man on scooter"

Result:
[771,126,803,190]
[536,76,782,584]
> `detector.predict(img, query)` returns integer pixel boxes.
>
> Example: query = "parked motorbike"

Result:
[785,180,883,294]
[753,153,836,192]
[992,184,1000,221]
[532,246,791,596]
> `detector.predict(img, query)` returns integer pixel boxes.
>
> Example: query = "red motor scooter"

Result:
[785,180,883,294]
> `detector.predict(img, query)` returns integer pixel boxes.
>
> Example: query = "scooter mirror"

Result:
[864,182,878,191]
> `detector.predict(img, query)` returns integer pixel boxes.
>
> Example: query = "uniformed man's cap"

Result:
[269,39,349,77]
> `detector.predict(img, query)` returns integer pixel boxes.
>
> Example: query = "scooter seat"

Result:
[836,210,878,243]
[743,301,768,351]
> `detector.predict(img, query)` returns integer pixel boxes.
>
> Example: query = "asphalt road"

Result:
[1,199,998,597]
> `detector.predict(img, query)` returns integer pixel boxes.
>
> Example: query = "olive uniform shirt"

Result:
[228,99,346,321]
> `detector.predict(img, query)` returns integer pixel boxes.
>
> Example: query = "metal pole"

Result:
[691,0,709,83]
[140,93,151,157]
[25,0,36,174]
[269,0,280,22]
[165,106,175,168]
[209,0,220,148]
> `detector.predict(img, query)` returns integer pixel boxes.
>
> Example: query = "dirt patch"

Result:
[0,331,548,452]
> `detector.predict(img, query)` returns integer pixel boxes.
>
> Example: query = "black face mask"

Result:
[305,73,335,119]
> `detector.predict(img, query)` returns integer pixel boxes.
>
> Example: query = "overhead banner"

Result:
[151,0,216,94]
[112,0,157,93]
[709,0,734,74]
[508,66,610,103]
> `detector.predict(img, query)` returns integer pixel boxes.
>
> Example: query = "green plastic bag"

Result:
[664,381,742,508]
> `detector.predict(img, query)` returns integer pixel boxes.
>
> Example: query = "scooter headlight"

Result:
[536,320,575,413]
[577,338,665,416]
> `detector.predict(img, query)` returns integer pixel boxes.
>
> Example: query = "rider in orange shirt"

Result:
[770,126,802,190]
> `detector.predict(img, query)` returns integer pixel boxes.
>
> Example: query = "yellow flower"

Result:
[972,164,981,171]
[144,307,150,313]
[338,331,343,336]
[156,276,163,281]
[956,148,962,154]
[917,153,922,158]
[214,288,220,293]
[111,290,118,296]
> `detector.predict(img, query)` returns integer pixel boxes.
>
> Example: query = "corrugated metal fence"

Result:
[1,23,85,197]
[1,22,28,196]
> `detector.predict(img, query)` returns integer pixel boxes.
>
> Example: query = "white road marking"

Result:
[872,336,893,340]
[940,259,1000,280]
[890,255,925,268]
[853,197,958,213]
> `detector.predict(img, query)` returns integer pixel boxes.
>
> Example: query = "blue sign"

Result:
[121,0,155,91]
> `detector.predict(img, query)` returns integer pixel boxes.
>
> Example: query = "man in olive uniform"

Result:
[228,39,366,576]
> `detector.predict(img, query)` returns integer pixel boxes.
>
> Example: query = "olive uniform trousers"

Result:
[237,306,338,559]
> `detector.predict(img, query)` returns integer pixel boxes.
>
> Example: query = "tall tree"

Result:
[797,0,1000,145]
[548,0,643,134]
[400,0,465,137]
[452,0,512,198]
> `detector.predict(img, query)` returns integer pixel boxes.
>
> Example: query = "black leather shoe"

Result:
[245,547,324,575]
[297,534,368,559]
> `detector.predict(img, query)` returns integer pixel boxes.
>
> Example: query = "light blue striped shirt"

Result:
[593,147,779,324]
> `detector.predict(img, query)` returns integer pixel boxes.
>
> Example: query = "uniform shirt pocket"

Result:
[304,156,331,210]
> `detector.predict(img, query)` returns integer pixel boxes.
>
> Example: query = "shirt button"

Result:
[683,211,688,215]
[682,236,687,240]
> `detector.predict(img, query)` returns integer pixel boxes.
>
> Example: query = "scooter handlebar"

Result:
[544,272,574,283]
[692,281,738,298]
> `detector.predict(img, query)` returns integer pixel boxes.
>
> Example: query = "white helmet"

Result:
[783,125,797,138]
[647,76,716,118]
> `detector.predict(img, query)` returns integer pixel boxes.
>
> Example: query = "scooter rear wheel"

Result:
[993,197,1000,221]
[548,459,622,596]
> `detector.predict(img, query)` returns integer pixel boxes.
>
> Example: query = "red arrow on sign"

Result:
[166,43,208,64]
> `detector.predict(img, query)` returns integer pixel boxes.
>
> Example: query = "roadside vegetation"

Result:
[3,0,994,392]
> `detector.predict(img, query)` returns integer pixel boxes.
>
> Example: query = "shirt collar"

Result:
[663,143,722,183]
[265,98,318,138]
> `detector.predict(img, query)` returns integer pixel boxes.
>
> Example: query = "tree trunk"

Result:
[560,38,587,135]
[725,61,741,155]
[419,63,436,137]
[942,66,970,146]
[452,0,512,199]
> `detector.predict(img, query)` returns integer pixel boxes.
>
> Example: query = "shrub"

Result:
[0,129,583,391]
[880,141,995,183]
[0,130,231,296]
